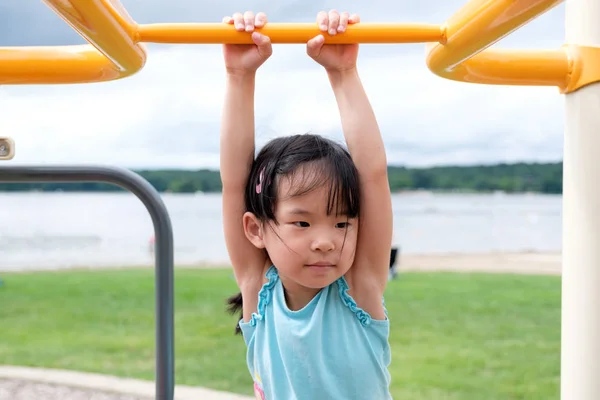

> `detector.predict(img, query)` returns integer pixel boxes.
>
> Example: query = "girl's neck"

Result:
[279,276,321,311]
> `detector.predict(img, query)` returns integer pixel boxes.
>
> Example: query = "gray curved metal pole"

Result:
[0,165,174,400]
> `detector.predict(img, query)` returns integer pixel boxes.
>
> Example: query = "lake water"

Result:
[0,192,562,271]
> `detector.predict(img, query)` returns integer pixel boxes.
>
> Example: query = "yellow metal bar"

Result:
[42,0,145,72]
[105,0,138,30]
[427,46,570,87]
[0,0,147,84]
[426,0,565,85]
[428,44,600,94]
[428,0,564,70]
[137,22,443,44]
[0,45,132,84]
[1,0,598,91]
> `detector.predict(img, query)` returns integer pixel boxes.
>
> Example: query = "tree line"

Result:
[0,162,563,194]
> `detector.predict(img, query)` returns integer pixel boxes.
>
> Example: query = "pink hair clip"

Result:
[256,168,265,194]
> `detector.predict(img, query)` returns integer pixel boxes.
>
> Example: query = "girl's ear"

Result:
[243,212,266,249]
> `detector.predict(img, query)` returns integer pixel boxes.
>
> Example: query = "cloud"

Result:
[0,0,567,168]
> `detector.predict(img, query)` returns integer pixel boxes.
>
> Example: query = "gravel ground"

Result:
[0,379,149,400]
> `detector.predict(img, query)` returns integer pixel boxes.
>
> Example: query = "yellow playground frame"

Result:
[0,0,597,91]
[1,1,600,399]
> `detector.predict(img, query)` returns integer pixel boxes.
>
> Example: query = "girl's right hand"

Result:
[222,11,272,75]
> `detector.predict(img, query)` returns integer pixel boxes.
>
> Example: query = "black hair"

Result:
[226,134,361,334]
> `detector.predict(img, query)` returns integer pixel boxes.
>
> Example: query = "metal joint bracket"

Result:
[562,45,600,94]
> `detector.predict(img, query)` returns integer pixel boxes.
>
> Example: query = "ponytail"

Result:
[226,291,244,335]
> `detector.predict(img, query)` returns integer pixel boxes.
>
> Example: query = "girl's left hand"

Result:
[306,10,360,73]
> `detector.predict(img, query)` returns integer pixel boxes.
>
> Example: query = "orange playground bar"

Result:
[0,0,596,93]
[138,22,443,44]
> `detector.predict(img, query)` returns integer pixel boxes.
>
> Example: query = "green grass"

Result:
[0,268,561,399]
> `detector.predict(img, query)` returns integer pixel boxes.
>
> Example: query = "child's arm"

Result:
[220,12,272,298]
[328,68,393,287]
[220,73,265,278]
[307,11,393,295]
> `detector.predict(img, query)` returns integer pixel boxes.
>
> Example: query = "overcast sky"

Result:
[1,0,566,169]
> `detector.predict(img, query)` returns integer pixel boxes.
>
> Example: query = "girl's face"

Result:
[261,176,358,293]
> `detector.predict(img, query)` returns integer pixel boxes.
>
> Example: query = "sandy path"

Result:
[173,251,563,276]
[397,251,561,275]
[0,379,144,400]
[0,367,252,400]
[0,251,562,275]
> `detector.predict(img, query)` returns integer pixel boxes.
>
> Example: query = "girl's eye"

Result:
[294,221,310,228]
[336,222,350,229]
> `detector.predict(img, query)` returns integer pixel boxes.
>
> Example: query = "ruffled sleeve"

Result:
[248,266,279,327]
[336,277,373,327]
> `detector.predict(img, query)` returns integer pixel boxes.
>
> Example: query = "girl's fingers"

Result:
[232,12,245,31]
[306,34,325,58]
[253,32,273,58]
[226,11,268,31]
[327,10,340,35]
[317,11,329,32]
[338,12,349,32]
[349,13,360,24]
[255,12,268,28]
[244,11,255,31]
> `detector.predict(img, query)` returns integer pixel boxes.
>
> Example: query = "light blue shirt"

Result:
[239,266,392,399]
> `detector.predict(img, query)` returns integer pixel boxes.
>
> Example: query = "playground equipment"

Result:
[0,0,598,399]
[0,138,14,160]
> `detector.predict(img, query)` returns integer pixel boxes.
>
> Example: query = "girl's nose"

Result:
[311,237,335,252]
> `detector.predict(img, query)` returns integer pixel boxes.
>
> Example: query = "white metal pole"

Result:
[561,0,600,398]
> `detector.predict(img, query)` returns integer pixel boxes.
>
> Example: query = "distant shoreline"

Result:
[0,188,563,195]
[0,162,564,194]
[1,251,562,275]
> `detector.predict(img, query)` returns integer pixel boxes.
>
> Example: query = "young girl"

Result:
[220,10,393,399]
